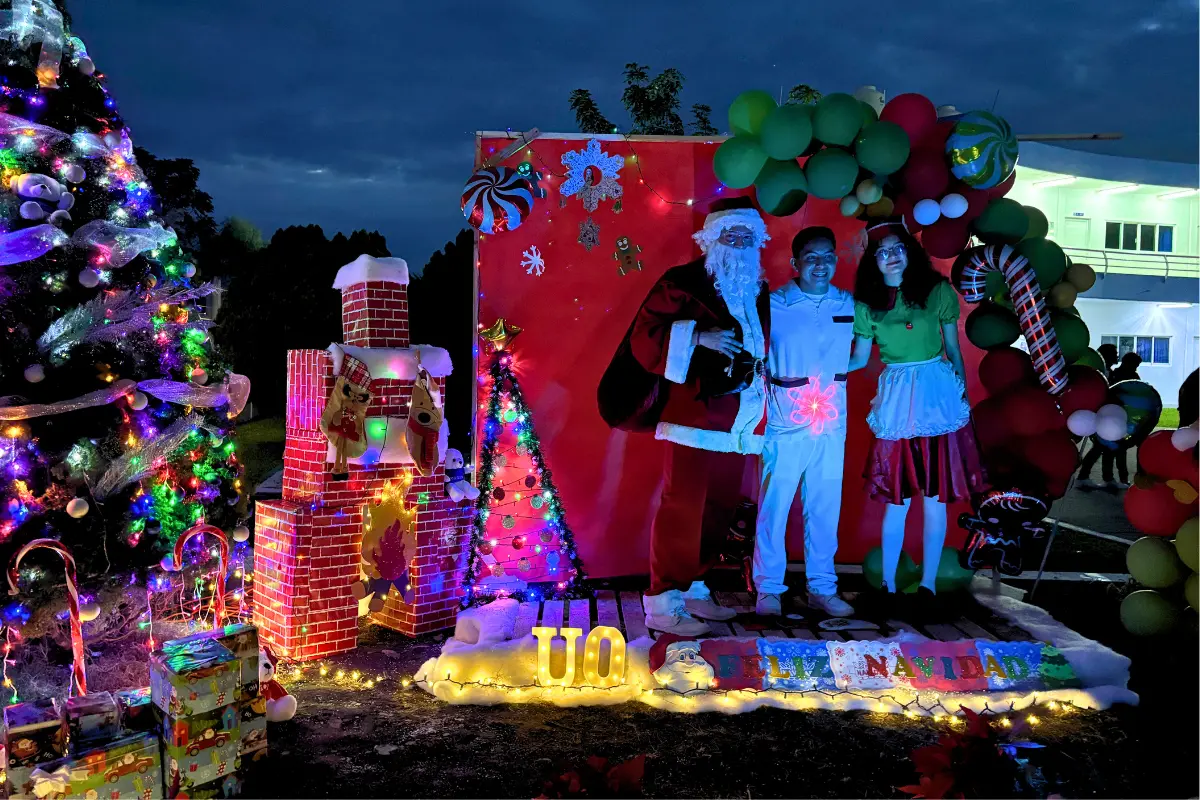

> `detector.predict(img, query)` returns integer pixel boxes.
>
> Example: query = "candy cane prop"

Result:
[7,539,87,695]
[174,524,230,630]
[955,243,1069,395]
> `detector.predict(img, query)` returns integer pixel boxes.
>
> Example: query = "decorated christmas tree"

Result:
[462,319,587,604]
[0,1,243,587]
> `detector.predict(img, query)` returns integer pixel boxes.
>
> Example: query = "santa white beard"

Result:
[705,243,764,305]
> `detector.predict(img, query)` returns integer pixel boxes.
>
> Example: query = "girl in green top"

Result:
[848,220,985,608]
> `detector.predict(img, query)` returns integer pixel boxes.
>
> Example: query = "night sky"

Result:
[71,1,1199,268]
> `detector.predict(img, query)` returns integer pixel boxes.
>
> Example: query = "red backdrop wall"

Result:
[474,133,985,581]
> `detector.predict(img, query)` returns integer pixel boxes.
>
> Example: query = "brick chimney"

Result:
[333,255,410,348]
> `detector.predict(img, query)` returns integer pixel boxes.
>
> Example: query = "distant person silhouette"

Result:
[1109,352,1142,384]
[1078,349,1140,490]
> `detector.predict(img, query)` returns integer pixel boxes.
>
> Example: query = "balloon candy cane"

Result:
[7,539,87,695]
[174,524,230,630]
[955,243,1069,395]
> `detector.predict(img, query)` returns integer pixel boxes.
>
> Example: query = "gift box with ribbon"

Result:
[65,691,120,752]
[168,772,243,799]
[2,698,69,798]
[19,732,161,800]
[161,702,240,797]
[150,637,238,718]
[167,624,260,704]
[113,687,158,735]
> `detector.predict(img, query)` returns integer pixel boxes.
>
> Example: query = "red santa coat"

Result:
[598,258,770,454]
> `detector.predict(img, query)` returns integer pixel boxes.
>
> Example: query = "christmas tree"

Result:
[0,1,242,585]
[463,319,588,605]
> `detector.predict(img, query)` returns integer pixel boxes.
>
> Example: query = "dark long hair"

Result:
[854,230,947,312]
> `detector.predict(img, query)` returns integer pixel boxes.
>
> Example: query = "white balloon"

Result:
[66,498,89,518]
[232,525,251,543]
[78,269,100,288]
[1097,403,1127,423]
[1171,425,1200,451]
[1095,415,1127,442]
[839,195,861,217]
[24,364,45,383]
[940,193,968,219]
[913,198,942,226]
[855,179,883,205]
[1067,409,1097,437]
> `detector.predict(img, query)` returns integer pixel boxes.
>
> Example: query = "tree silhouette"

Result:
[621,63,685,134]
[787,84,823,105]
[689,103,718,136]
[568,89,614,134]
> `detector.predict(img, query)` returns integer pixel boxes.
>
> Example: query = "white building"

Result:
[1009,143,1199,407]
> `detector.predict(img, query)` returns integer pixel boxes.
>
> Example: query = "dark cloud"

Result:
[72,0,1198,264]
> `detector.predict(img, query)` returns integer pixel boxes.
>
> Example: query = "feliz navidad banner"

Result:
[647,634,1079,694]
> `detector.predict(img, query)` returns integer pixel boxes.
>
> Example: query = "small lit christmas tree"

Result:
[462,319,588,605]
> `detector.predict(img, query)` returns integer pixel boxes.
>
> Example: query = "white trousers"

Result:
[753,431,845,596]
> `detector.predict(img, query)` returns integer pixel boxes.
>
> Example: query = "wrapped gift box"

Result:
[10,731,161,800]
[3,697,69,795]
[162,703,240,794]
[65,691,120,752]
[114,687,159,735]
[168,772,243,799]
[168,624,260,703]
[151,637,238,717]
[236,699,266,761]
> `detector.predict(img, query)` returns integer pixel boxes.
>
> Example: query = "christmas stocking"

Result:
[405,365,443,477]
[319,354,372,480]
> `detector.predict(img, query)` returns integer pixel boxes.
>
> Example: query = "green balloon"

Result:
[1022,205,1049,240]
[1175,517,1199,572]
[1120,589,1180,636]
[760,104,813,161]
[1186,572,1198,611]
[1051,310,1090,362]
[729,90,777,138]
[754,158,808,216]
[1017,237,1068,288]
[854,120,911,176]
[859,100,879,129]
[863,546,920,592]
[966,303,1021,349]
[974,198,1029,244]
[984,271,1009,301]
[1074,348,1106,371]
[713,136,768,189]
[803,147,859,199]
[1127,536,1187,588]
[812,92,864,146]
[935,546,976,593]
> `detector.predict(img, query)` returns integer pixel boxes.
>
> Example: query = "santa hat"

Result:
[693,196,769,253]
[339,353,371,388]
[866,216,909,245]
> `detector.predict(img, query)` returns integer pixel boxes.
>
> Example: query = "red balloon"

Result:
[986,170,1016,198]
[972,394,1013,454]
[880,93,938,144]
[900,148,950,201]
[1015,429,1078,499]
[960,184,991,221]
[1058,365,1108,417]
[921,215,971,259]
[1138,430,1200,483]
[894,194,923,233]
[1124,480,1197,537]
[1005,385,1066,437]
[917,119,955,151]
[980,347,1036,396]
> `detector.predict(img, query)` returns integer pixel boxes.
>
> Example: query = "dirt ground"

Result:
[243,579,1198,800]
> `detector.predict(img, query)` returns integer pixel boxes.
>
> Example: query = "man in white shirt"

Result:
[754,227,857,617]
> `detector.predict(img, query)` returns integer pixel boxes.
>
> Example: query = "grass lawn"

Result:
[1159,407,1180,429]
[237,416,285,492]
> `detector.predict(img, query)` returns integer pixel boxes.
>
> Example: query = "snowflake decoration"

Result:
[578,216,601,251]
[787,376,839,434]
[521,245,545,276]
[561,138,624,212]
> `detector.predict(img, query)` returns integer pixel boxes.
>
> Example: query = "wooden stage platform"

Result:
[516,589,1034,643]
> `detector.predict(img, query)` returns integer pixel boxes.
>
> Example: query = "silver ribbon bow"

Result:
[0,0,65,88]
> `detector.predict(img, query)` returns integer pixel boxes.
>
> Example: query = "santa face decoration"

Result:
[320,355,373,481]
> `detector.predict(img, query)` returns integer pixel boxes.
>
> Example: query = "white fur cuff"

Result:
[665,320,697,384]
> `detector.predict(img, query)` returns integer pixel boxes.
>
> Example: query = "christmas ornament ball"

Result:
[232,525,251,543]
[24,364,45,383]
[79,602,101,623]
[191,367,208,385]
[66,497,89,518]
[129,391,149,411]
[78,269,100,288]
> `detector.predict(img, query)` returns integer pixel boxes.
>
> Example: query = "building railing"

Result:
[1062,247,1200,280]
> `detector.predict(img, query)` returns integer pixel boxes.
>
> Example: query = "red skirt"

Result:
[864,424,987,505]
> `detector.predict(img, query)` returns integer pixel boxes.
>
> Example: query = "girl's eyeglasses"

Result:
[875,243,907,261]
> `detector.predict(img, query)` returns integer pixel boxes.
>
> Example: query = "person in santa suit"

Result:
[753,226,860,618]
[598,196,770,635]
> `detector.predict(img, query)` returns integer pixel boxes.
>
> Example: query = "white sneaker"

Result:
[808,593,854,617]
[756,593,782,616]
[643,590,711,636]
[1077,479,1101,490]
[681,581,737,621]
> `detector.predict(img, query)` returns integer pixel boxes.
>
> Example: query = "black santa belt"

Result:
[768,373,847,388]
